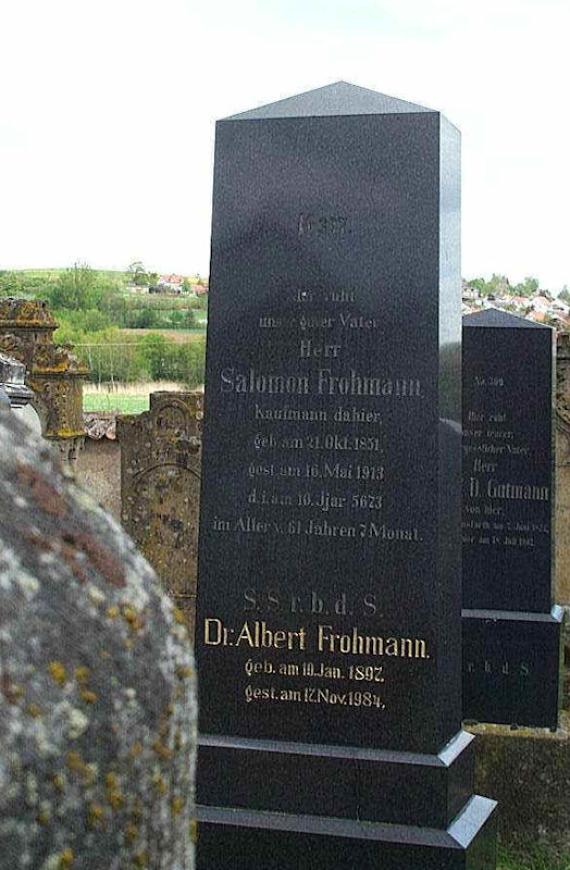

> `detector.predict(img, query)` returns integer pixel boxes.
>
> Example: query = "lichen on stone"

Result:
[0,408,196,868]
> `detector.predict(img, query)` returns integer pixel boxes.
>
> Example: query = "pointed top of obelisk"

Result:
[226,81,435,120]
[463,308,549,330]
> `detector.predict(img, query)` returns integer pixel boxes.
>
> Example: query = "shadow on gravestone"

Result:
[0,406,196,869]
[117,391,203,639]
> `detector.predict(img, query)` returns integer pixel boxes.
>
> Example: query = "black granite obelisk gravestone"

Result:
[462,309,563,728]
[195,82,497,868]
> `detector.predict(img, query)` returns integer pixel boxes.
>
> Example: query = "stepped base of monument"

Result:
[196,732,497,866]
[197,731,476,829]
[462,606,564,729]
[196,795,497,869]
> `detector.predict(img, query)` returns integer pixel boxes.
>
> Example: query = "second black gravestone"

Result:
[195,82,497,868]
[462,308,563,728]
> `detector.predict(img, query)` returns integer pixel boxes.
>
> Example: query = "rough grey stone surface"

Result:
[471,714,570,849]
[0,407,196,869]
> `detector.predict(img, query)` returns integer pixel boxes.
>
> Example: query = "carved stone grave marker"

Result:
[0,298,88,470]
[462,308,563,728]
[195,82,497,868]
[117,391,202,635]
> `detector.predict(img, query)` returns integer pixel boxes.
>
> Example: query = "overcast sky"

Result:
[1,0,568,289]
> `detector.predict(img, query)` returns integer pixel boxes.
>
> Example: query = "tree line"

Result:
[467,273,568,300]
[0,263,207,389]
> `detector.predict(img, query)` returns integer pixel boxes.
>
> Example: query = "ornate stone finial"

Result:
[0,407,196,868]
[0,352,34,408]
[0,297,89,472]
[0,297,58,330]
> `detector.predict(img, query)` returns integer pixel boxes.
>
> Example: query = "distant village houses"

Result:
[140,275,209,296]
[462,280,570,331]
[158,274,184,292]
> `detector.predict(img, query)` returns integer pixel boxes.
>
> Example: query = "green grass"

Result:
[16,268,128,281]
[83,393,149,414]
[119,327,206,342]
[498,844,570,869]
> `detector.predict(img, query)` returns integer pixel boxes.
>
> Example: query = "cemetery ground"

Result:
[498,844,570,869]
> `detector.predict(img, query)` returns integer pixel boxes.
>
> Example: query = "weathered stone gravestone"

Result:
[0,406,196,868]
[117,391,203,636]
[195,82,497,868]
[462,309,563,728]
[0,298,88,471]
[78,413,121,519]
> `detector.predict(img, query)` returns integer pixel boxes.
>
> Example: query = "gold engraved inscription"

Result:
[203,618,429,660]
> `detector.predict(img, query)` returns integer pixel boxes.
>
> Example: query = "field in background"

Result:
[120,328,206,343]
[1,268,208,389]
[83,394,149,414]
[83,380,191,414]
[18,268,128,281]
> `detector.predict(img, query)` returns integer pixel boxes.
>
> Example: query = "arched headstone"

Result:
[117,391,203,638]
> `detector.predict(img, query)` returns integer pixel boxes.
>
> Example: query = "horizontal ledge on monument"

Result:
[199,729,474,769]
[462,605,564,624]
[196,795,497,850]
[198,730,476,828]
